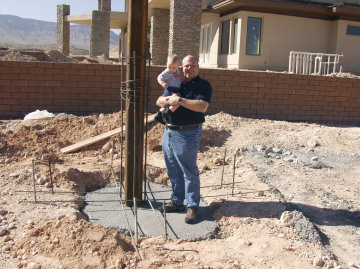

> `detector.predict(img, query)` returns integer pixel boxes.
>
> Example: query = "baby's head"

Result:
[167,54,180,73]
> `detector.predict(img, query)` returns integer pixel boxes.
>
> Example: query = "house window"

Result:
[200,23,211,63]
[233,19,238,54]
[246,17,262,55]
[220,20,230,54]
[347,25,360,36]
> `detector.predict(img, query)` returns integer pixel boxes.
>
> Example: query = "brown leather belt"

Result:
[166,124,202,130]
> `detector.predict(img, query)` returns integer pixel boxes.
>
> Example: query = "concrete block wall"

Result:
[0,61,123,119]
[1,61,360,125]
[199,69,360,123]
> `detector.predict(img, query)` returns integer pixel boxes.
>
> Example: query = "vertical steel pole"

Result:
[124,0,148,206]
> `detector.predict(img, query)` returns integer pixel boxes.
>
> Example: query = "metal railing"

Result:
[288,51,343,75]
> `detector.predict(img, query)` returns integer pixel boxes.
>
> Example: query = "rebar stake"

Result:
[48,160,54,194]
[31,160,37,203]
[134,197,138,247]
[163,201,168,240]
[232,154,236,196]
[220,148,227,188]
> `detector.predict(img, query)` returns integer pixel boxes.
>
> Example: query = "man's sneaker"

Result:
[155,111,166,125]
[185,207,199,224]
[158,200,185,213]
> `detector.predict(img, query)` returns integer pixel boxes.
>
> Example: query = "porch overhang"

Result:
[65,11,128,29]
[148,0,170,10]
[204,0,360,22]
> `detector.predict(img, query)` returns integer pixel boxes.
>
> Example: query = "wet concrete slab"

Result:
[83,182,218,240]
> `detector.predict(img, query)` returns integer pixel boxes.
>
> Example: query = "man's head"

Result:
[182,55,199,81]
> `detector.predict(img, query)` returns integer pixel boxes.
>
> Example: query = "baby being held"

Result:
[155,54,182,124]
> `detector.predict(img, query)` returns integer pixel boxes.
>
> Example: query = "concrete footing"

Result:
[83,182,218,240]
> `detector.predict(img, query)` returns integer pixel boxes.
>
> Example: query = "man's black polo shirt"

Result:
[166,75,212,126]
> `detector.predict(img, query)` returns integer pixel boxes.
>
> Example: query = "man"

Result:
[156,55,212,224]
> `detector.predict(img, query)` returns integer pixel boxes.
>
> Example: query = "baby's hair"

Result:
[167,54,180,66]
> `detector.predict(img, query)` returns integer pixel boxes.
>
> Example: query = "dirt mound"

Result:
[0,49,119,64]
[44,50,77,63]
[0,112,122,163]
[0,50,39,61]
[14,215,134,269]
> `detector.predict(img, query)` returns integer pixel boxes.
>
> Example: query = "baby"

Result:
[155,54,182,124]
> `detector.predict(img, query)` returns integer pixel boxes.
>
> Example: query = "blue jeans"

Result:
[162,126,202,208]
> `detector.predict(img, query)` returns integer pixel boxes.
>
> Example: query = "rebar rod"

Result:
[117,184,141,259]
[132,50,137,206]
[119,54,125,201]
[163,201,168,241]
[133,197,138,247]
[48,160,54,194]
[220,148,227,188]
[32,160,37,203]
[146,198,166,226]
[110,141,114,183]
[232,154,236,196]
[143,55,151,201]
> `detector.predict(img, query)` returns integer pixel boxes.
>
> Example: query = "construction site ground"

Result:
[0,110,359,269]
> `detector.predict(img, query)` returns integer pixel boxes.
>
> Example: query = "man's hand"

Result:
[167,93,182,106]
[167,94,209,113]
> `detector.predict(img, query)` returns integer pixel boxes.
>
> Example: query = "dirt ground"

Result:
[0,110,359,269]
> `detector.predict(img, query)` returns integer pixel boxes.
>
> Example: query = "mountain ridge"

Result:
[0,14,119,51]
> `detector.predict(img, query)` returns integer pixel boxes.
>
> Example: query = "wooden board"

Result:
[60,114,156,154]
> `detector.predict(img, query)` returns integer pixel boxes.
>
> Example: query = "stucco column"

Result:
[120,28,127,58]
[150,8,170,65]
[90,10,110,57]
[98,0,111,11]
[169,0,202,61]
[57,5,70,56]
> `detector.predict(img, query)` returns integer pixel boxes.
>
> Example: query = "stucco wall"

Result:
[240,11,333,70]
[1,61,359,125]
[201,12,220,68]
[333,20,360,74]
[202,11,360,74]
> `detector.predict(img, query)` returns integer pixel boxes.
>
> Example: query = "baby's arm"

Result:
[157,74,168,89]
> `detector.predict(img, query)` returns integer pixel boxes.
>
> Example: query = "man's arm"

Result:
[167,93,209,113]
[156,95,169,108]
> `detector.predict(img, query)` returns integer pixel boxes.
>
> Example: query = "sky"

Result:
[0,0,125,22]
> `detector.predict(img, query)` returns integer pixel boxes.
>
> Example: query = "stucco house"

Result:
[149,0,360,74]
[200,0,360,74]
[57,0,360,74]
